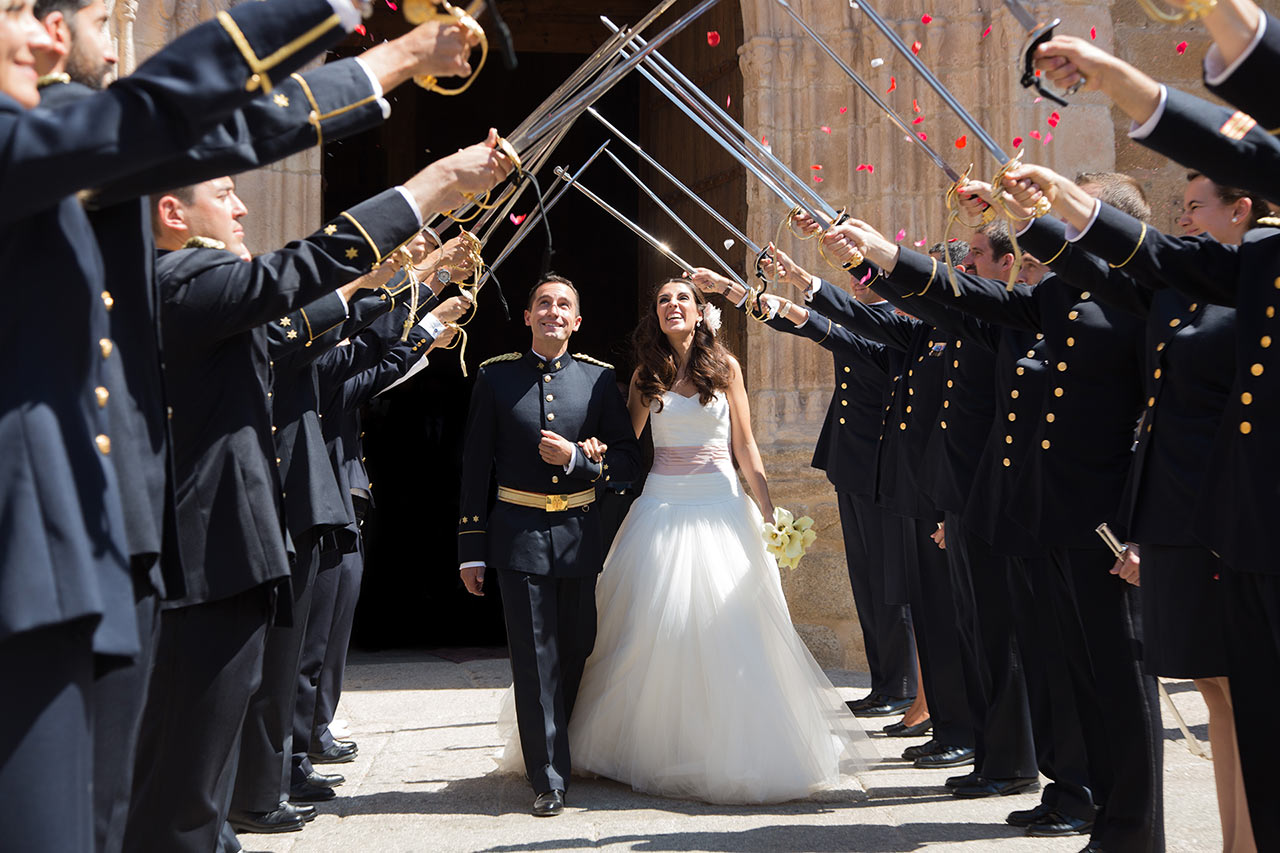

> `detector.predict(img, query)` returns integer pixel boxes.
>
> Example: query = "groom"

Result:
[457,274,639,816]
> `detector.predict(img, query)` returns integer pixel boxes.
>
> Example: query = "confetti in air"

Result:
[982,24,992,38]
[724,239,735,250]
[856,163,875,173]
[895,229,907,242]
[1176,40,1188,54]
[917,131,928,141]
[911,40,923,55]
[921,13,933,24]
[887,76,897,93]
[1090,26,1097,39]
[1047,111,1061,127]
[871,57,884,68]
[839,106,848,114]
[955,135,967,148]
[510,214,526,225]
[1013,136,1024,147]
[821,125,832,133]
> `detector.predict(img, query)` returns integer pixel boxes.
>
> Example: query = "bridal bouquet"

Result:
[762,507,817,570]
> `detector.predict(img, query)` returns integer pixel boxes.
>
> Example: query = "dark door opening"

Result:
[322,0,744,649]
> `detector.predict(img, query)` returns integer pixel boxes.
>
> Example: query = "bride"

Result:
[502,275,869,804]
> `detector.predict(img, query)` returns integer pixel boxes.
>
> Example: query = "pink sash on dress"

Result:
[650,444,732,475]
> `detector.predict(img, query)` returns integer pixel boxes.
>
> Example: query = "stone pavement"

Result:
[245,650,1220,853]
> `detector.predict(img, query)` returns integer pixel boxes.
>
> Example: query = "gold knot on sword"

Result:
[989,148,1049,291]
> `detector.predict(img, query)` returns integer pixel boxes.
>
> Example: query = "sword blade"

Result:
[587,107,761,254]
[771,0,960,183]
[854,0,1010,165]
[553,166,696,273]
[1001,0,1040,33]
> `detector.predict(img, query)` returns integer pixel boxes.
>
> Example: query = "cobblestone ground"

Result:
[245,649,1219,853]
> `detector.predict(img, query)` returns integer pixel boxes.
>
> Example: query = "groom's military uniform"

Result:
[458,350,640,794]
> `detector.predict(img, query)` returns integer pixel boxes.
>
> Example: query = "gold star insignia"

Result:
[286,330,298,340]
[323,224,338,236]
[472,515,479,522]
[345,247,359,260]
[273,93,289,108]
[279,317,291,327]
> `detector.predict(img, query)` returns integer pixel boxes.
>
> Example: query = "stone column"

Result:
[126,0,325,250]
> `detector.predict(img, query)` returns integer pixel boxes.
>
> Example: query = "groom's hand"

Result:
[539,430,574,467]
[460,564,485,596]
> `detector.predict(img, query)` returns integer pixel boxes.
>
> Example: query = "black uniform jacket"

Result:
[35,59,383,602]
[157,188,422,609]
[885,236,1146,547]
[457,351,641,577]
[1071,201,1280,574]
[1204,11,1280,129]
[0,0,346,651]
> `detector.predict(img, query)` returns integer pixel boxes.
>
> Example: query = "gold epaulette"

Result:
[1256,216,1280,228]
[479,352,521,368]
[573,353,614,370]
[183,236,227,250]
[36,73,69,89]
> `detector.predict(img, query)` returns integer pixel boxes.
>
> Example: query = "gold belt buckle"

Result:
[546,494,568,512]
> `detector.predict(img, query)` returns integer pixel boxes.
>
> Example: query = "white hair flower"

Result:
[701,303,722,335]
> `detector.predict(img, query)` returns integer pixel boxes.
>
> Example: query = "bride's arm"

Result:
[724,356,775,520]
[626,368,650,439]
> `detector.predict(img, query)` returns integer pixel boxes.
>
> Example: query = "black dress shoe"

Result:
[952,776,1040,799]
[532,789,565,817]
[289,779,338,802]
[852,695,914,718]
[844,694,878,713]
[882,718,932,737]
[1006,801,1055,826]
[282,802,317,823]
[1026,811,1095,838]
[944,771,983,788]
[913,745,976,768]
[902,739,940,761]
[227,807,305,834]
[303,770,344,788]
[309,741,358,764]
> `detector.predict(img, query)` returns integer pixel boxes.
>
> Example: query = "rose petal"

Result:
[811,164,823,169]
[913,98,921,113]
[859,267,873,284]
[955,134,967,148]
[1030,129,1041,140]
[982,24,992,38]
[726,94,731,107]
[1034,96,1043,104]
[706,30,721,46]
[1176,40,1188,54]
[1013,136,1023,147]
[1043,131,1053,144]
[820,125,832,133]
[1090,25,1097,39]
[895,229,906,242]
[1047,110,1061,127]
[871,57,884,68]
[887,76,896,93]
[385,0,397,9]
[921,13,933,24]
[917,131,928,141]
[912,116,925,125]
[354,23,366,35]
[839,106,848,114]
[814,175,824,182]
[723,239,735,250]
[855,163,875,173]
[509,213,526,226]
[911,40,923,55]
[914,239,926,247]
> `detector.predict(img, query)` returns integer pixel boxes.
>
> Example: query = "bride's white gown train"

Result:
[499,390,869,804]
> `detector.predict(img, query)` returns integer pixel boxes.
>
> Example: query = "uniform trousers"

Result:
[944,515,1036,780]
[232,530,321,812]
[901,512,974,748]
[93,566,161,853]
[1008,551,1095,821]
[294,537,358,770]
[1223,568,1280,850]
[0,617,96,853]
[1047,546,1162,853]
[838,491,915,699]
[496,568,597,794]
[123,585,272,853]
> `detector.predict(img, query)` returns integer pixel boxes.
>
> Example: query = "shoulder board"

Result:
[479,352,522,368]
[183,236,228,251]
[573,353,614,370]
[1256,216,1280,228]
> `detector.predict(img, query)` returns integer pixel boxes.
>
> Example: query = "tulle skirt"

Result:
[498,467,870,804]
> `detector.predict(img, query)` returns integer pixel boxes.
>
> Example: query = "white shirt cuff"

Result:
[1064,199,1102,242]
[1128,85,1169,139]
[805,277,823,301]
[394,186,425,227]
[352,57,391,119]
[417,311,446,338]
[327,0,363,33]
[1015,219,1035,238]
[460,560,485,570]
[1205,11,1266,84]
[564,445,577,474]
[734,290,749,309]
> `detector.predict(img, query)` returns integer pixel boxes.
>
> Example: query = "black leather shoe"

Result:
[883,717,932,737]
[852,695,914,718]
[1006,801,1055,826]
[944,771,983,788]
[952,776,1040,799]
[227,807,305,834]
[282,802,317,823]
[913,745,976,768]
[1026,811,1095,838]
[532,789,565,817]
[289,779,337,802]
[845,694,878,713]
[901,739,940,761]
[309,742,358,764]
[303,770,344,788]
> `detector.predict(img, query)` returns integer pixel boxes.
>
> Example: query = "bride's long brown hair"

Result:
[633,278,733,411]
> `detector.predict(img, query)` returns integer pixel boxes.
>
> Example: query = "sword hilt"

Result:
[1018,18,1069,108]
[753,244,773,283]
[406,0,489,96]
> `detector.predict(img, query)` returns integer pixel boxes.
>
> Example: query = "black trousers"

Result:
[124,586,272,853]
[1224,568,1280,850]
[901,512,974,748]
[0,617,95,853]
[838,491,915,699]
[1047,546,1162,853]
[944,515,1036,780]
[496,568,597,794]
[93,568,161,853]
[232,531,321,811]
[1008,552,1095,822]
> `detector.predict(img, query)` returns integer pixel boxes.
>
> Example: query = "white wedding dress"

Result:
[498,389,870,804]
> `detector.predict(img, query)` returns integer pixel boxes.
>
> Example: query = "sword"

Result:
[999,0,1081,106]
[601,147,745,284]
[553,166,699,275]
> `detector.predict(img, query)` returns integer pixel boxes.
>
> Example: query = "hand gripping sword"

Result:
[998,0,1082,106]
